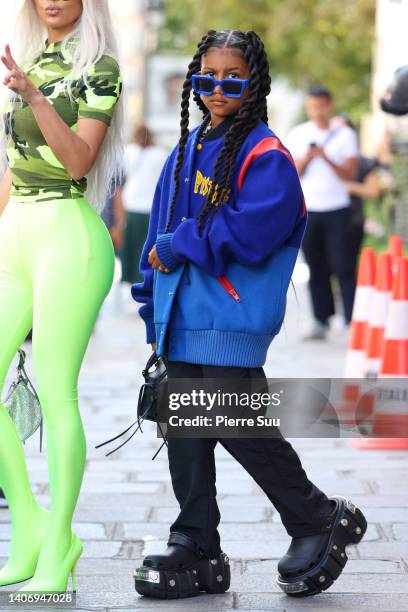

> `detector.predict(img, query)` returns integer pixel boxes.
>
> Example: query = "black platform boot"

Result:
[134,532,230,599]
[276,497,367,597]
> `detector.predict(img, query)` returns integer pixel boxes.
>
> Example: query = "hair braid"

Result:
[164,31,216,233]
[196,30,271,235]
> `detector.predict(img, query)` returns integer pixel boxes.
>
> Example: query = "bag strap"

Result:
[320,126,341,149]
[17,349,43,453]
[103,422,142,457]
[151,420,168,461]
[142,351,160,378]
[17,350,40,402]
[95,418,139,450]
[95,352,167,458]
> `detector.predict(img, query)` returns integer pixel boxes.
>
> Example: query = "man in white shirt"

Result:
[286,86,358,340]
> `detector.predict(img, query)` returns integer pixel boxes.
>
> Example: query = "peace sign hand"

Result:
[1,44,41,105]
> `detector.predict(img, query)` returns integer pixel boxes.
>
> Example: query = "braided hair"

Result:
[164,29,271,235]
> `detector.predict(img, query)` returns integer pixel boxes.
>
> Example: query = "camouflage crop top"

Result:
[5,39,122,202]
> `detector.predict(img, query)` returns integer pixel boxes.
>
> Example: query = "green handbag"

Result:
[4,349,43,448]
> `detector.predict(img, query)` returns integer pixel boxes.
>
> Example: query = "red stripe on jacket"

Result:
[237,136,307,217]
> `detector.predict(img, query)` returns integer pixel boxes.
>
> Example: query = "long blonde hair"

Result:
[1,0,126,212]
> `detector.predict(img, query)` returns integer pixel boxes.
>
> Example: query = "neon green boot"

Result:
[0,502,50,586]
[19,533,83,593]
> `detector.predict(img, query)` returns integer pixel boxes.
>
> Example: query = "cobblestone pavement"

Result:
[1,269,408,611]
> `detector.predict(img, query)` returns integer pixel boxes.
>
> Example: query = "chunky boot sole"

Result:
[134,552,230,599]
[276,497,367,597]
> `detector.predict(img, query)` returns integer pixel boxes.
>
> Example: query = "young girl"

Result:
[132,29,366,600]
[0,0,123,593]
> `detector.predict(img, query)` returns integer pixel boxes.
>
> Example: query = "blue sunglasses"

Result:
[192,74,250,98]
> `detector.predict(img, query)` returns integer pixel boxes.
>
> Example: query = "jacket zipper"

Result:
[218,275,241,302]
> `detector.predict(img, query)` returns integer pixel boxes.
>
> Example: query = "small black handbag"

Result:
[95,352,168,457]
[137,352,167,423]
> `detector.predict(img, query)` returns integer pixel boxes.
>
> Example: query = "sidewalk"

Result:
[1,268,408,611]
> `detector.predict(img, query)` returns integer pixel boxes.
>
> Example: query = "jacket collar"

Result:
[202,114,237,141]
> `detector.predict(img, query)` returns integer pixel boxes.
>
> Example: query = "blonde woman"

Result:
[0,0,124,593]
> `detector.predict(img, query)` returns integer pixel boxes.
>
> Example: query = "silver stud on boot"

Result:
[341,518,348,527]
[355,526,362,534]
[319,575,326,583]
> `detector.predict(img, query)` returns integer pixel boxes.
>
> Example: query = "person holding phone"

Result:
[287,86,358,340]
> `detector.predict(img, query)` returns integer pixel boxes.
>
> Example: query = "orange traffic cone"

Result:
[381,256,408,376]
[356,256,408,450]
[340,248,376,430]
[364,253,393,378]
[344,247,377,378]
[388,235,404,275]
[353,253,393,448]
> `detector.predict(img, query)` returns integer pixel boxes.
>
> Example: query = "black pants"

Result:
[301,207,356,325]
[166,361,334,557]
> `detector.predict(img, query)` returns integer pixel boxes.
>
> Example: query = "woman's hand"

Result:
[1,44,42,105]
[148,245,170,273]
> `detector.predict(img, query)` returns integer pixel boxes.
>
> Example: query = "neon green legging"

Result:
[0,196,114,587]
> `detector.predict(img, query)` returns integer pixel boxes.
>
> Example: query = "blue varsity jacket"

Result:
[131,116,307,367]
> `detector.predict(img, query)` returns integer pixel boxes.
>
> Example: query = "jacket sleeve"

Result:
[155,150,305,277]
[131,160,168,344]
